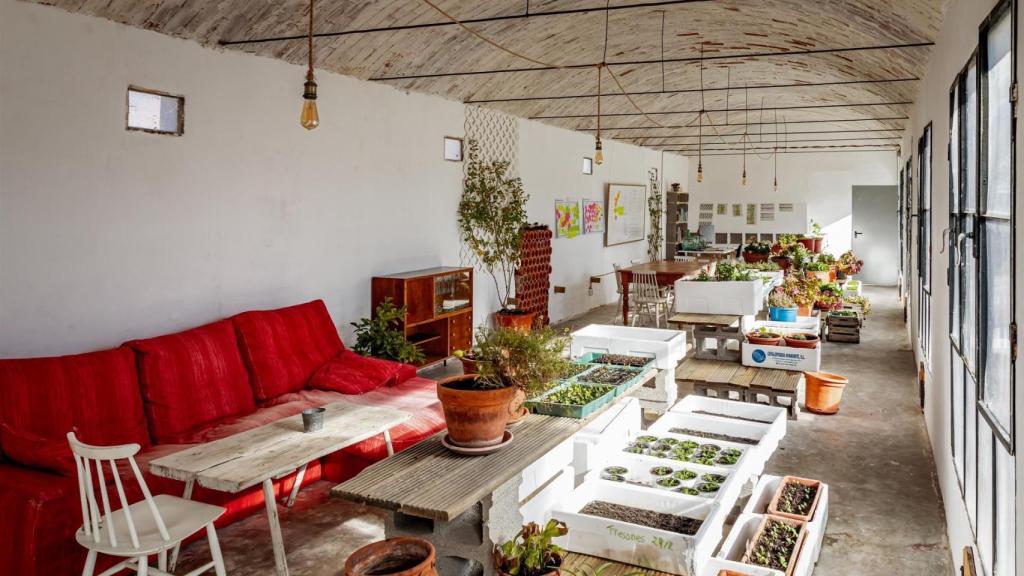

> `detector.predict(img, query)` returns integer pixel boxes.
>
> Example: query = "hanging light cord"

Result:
[307,0,315,80]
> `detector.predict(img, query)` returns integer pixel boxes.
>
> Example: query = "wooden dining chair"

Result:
[67,432,228,576]
[612,263,633,323]
[631,271,671,328]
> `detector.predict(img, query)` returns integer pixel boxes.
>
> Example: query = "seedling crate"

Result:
[674,279,764,316]
[588,452,740,505]
[526,381,617,419]
[647,411,781,476]
[615,429,754,487]
[670,396,788,435]
[743,474,829,566]
[551,480,727,575]
[750,317,820,336]
[570,324,687,370]
[716,513,815,576]
[573,396,643,477]
[575,352,654,396]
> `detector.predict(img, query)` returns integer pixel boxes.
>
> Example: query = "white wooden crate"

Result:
[570,324,687,370]
[572,397,643,479]
[674,279,763,316]
[742,474,830,565]
[647,411,784,476]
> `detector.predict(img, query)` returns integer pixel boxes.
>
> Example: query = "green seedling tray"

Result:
[558,362,601,383]
[575,353,651,396]
[526,381,617,419]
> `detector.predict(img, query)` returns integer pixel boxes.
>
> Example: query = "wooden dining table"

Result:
[618,260,710,325]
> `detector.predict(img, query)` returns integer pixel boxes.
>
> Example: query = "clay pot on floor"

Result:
[804,371,849,414]
[344,537,437,576]
[437,374,516,447]
[495,310,537,332]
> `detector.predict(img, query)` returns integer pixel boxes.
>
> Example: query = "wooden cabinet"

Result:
[371,266,473,367]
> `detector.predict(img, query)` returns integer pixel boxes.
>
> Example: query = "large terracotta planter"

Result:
[743,251,769,263]
[812,237,823,253]
[495,310,537,332]
[797,237,815,252]
[804,371,849,414]
[437,375,516,447]
[345,537,437,576]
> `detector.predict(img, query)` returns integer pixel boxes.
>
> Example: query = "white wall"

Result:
[685,151,898,255]
[899,0,1024,574]
[0,0,686,357]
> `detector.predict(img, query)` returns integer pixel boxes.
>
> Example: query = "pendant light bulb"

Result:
[742,170,747,186]
[697,162,704,183]
[594,138,604,165]
[301,75,319,130]
[773,177,778,192]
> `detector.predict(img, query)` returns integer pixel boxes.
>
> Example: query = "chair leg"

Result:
[207,523,227,576]
[137,556,149,576]
[82,550,98,576]
[158,550,168,572]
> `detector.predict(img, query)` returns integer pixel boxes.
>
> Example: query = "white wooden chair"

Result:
[631,271,671,328]
[68,432,228,576]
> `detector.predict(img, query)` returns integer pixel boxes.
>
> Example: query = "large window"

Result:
[917,125,932,364]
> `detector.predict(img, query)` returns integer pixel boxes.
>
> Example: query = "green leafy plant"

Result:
[777,233,799,249]
[494,520,567,576]
[783,242,812,270]
[805,260,830,272]
[696,261,755,282]
[837,250,864,275]
[458,139,529,311]
[845,295,872,316]
[816,252,837,265]
[544,383,614,405]
[474,326,572,397]
[646,168,664,262]
[744,260,781,271]
[350,298,425,364]
[780,274,821,307]
[810,220,823,238]
[743,241,772,255]
[768,289,796,309]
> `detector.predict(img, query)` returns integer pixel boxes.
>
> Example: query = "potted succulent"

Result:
[472,326,572,424]
[767,289,798,322]
[814,282,844,311]
[783,332,819,349]
[804,260,831,283]
[836,250,863,279]
[742,241,772,263]
[351,298,426,364]
[780,274,820,317]
[747,327,783,346]
[493,520,568,576]
[457,140,532,330]
[772,233,798,255]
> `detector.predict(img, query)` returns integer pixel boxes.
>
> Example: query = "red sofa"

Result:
[0,299,446,576]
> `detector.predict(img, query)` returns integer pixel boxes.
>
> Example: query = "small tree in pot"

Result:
[458,140,531,329]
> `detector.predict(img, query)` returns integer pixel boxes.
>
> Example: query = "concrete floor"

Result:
[177,286,952,575]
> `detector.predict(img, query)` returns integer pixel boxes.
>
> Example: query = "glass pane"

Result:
[981,220,1012,435]
[978,429,994,573]
[995,444,1016,576]
[965,62,978,213]
[984,8,1012,218]
[950,87,960,214]
[952,359,965,482]
[963,214,978,368]
[966,372,978,526]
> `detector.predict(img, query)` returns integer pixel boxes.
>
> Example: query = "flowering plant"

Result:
[780,274,820,307]
[814,282,844,310]
[768,289,796,309]
[837,250,864,275]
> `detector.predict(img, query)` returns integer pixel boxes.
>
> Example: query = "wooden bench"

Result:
[562,552,673,575]
[668,313,743,361]
[676,358,803,420]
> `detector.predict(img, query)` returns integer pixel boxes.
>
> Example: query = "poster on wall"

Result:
[746,203,757,225]
[717,204,727,215]
[555,199,581,238]
[760,203,776,222]
[605,183,646,246]
[582,199,605,235]
[732,204,742,217]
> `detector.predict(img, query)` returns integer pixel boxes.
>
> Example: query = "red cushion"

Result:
[309,350,418,395]
[233,300,344,401]
[0,423,76,477]
[0,347,150,452]
[126,319,257,444]
[0,464,82,576]
[174,399,319,445]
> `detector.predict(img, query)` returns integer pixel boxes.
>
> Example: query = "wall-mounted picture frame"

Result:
[582,157,594,175]
[555,199,581,238]
[605,183,646,246]
[582,199,605,234]
[443,136,463,161]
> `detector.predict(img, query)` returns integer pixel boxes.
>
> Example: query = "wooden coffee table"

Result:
[150,401,409,576]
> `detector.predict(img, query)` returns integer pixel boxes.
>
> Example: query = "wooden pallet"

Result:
[826,323,861,343]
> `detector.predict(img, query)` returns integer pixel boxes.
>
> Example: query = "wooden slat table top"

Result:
[619,260,707,276]
[332,370,657,522]
[676,358,801,392]
[668,313,741,327]
[150,402,409,493]
[562,553,673,575]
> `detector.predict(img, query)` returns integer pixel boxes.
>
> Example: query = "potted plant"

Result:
[457,140,531,330]
[747,327,783,346]
[783,332,819,349]
[836,250,863,280]
[742,515,807,575]
[351,298,426,364]
[772,233,798,255]
[767,289,798,322]
[452,348,480,374]
[742,241,772,263]
[768,476,823,522]
[472,326,571,424]
[804,260,831,283]
[681,263,761,315]
[814,282,844,311]
[344,537,437,576]
[798,221,824,254]
[780,274,819,317]
[493,520,568,576]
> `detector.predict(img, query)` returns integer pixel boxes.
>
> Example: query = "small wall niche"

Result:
[126,86,184,136]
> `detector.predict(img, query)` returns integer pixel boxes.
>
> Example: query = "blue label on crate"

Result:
[752,349,767,363]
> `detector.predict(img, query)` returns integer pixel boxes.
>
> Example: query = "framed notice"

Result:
[582,199,605,235]
[605,183,646,246]
[555,199,581,238]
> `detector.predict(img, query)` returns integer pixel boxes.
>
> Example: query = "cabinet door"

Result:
[449,311,472,352]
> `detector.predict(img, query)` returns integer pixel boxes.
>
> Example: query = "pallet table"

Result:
[676,358,803,420]
[332,372,656,576]
[668,313,743,361]
[562,552,673,575]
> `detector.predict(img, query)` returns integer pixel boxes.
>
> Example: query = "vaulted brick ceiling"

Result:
[34,0,948,155]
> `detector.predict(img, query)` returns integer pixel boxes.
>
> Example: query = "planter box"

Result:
[700,558,779,576]
[741,515,808,576]
[520,465,574,526]
[670,396,788,434]
[767,476,823,522]
[574,354,655,397]
[742,475,829,566]
[717,514,814,576]
[573,397,643,478]
[742,342,821,372]
[551,480,726,575]
[615,430,753,475]
[647,412,782,476]
[519,437,573,501]
[526,381,617,419]
[674,279,763,316]
[571,324,687,370]
[843,280,862,297]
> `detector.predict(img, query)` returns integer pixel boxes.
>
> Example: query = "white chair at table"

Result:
[631,271,671,328]
[68,432,228,576]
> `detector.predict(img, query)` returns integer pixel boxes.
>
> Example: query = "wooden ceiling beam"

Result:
[579,116,908,131]
[530,100,912,119]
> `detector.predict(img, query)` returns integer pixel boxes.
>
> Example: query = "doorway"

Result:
[851,185,899,285]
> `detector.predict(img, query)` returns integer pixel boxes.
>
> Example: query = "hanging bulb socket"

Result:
[742,169,747,186]
[696,162,704,183]
[773,177,778,192]
[594,138,604,165]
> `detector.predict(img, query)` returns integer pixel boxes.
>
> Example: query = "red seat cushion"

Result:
[126,319,257,444]
[0,423,76,477]
[309,350,418,395]
[0,464,82,576]
[174,399,319,445]
[0,347,150,462]
[233,300,344,401]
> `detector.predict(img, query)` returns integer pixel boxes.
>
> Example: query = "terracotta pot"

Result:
[747,332,783,346]
[499,571,558,576]
[771,256,792,272]
[811,237,824,253]
[783,334,819,349]
[345,537,438,576]
[743,251,769,263]
[741,515,808,576]
[458,356,479,375]
[804,371,849,414]
[797,237,815,252]
[437,375,516,447]
[767,475,823,523]
[808,271,830,283]
[771,243,783,254]
[797,305,812,317]
[506,388,528,425]
[494,310,537,332]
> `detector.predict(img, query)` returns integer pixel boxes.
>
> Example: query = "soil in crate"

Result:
[747,519,801,572]
[776,481,819,517]
[560,363,593,380]
[579,366,641,386]
[578,501,703,536]
[667,427,759,446]
[592,354,652,368]
[691,410,773,425]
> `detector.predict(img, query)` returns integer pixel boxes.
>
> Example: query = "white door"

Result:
[851,185,899,285]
